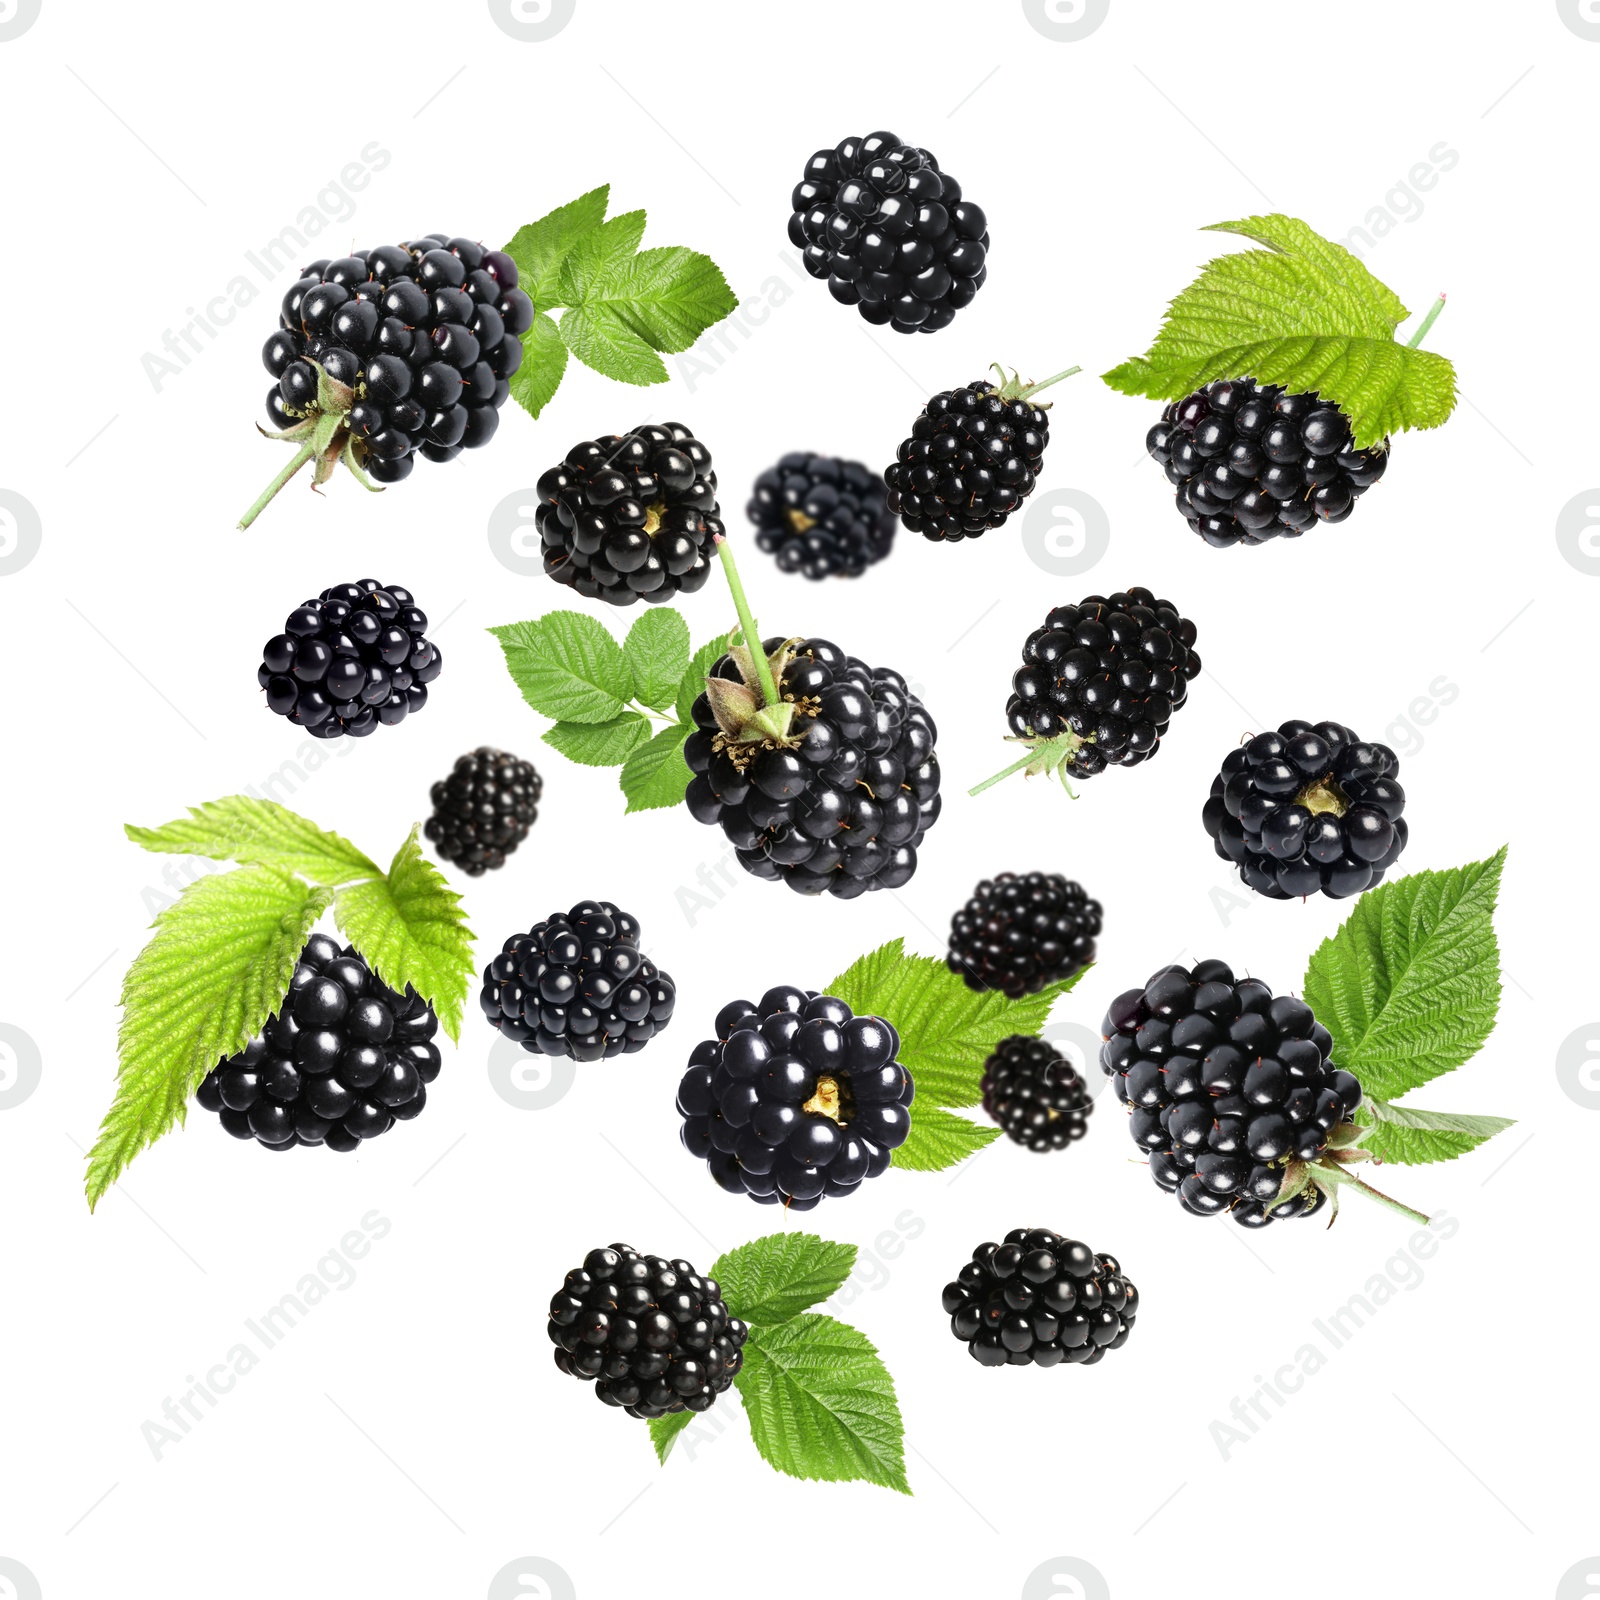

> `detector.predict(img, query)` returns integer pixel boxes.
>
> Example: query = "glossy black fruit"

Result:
[747,452,896,579]
[425,748,542,876]
[947,872,1100,998]
[981,1036,1095,1151]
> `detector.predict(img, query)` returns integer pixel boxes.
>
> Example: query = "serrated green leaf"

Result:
[675,631,734,724]
[86,868,330,1210]
[559,302,670,386]
[619,723,692,813]
[489,613,632,724]
[1303,848,1506,1100]
[509,312,568,420]
[709,1232,858,1326]
[542,714,652,768]
[558,208,647,308]
[333,828,473,1042]
[1354,1098,1514,1166]
[505,184,611,311]
[735,1314,908,1494]
[125,797,381,886]
[649,1410,694,1464]
[890,1102,1002,1172]
[623,608,691,711]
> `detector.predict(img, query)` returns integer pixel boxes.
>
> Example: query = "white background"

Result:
[2,3,1597,1598]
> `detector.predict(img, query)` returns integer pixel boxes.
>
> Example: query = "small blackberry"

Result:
[788,130,988,333]
[479,901,675,1063]
[1146,379,1389,548]
[425,748,542,876]
[981,1037,1095,1151]
[1203,721,1408,900]
[884,365,1079,541]
[947,872,1100,998]
[195,936,440,1150]
[677,986,914,1210]
[536,422,723,605]
[747,452,896,579]
[942,1230,1137,1366]
[548,1244,748,1418]
[257,579,440,738]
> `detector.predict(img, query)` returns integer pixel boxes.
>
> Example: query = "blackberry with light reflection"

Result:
[425,748,542,876]
[981,1036,1095,1152]
[947,871,1100,998]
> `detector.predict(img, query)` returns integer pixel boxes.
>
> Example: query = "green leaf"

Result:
[619,723,692,813]
[543,714,652,768]
[890,1102,1002,1172]
[649,1411,694,1464]
[509,313,568,421]
[505,183,611,311]
[557,208,647,307]
[333,829,474,1042]
[1354,1098,1515,1166]
[1303,848,1506,1100]
[709,1233,858,1326]
[623,608,691,711]
[735,1314,908,1494]
[125,797,380,886]
[86,868,330,1210]
[489,613,632,724]
[675,631,734,724]
[1101,213,1456,449]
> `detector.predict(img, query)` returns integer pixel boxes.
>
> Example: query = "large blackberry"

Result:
[884,366,1078,541]
[425,748,542,876]
[195,936,440,1151]
[947,872,1100,998]
[535,423,722,606]
[257,579,439,738]
[548,1244,748,1418]
[677,987,913,1210]
[1146,380,1389,548]
[981,1037,1095,1151]
[747,452,896,579]
[1203,721,1408,900]
[788,130,988,333]
[942,1230,1137,1367]
[480,901,674,1063]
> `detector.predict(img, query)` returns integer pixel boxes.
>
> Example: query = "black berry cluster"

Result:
[677,987,914,1210]
[548,1245,748,1419]
[788,130,988,333]
[947,872,1100,998]
[479,901,675,1063]
[425,748,542,876]
[535,423,723,606]
[1146,380,1389,547]
[195,936,440,1150]
[981,1037,1095,1152]
[1203,721,1408,900]
[747,452,896,579]
[943,1230,1138,1367]
[1099,961,1363,1226]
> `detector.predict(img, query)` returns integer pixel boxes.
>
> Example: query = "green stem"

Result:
[968,749,1042,797]
[1316,1161,1431,1226]
[714,535,780,707]
[1017,364,1082,401]
[239,442,317,530]
[1405,294,1446,350]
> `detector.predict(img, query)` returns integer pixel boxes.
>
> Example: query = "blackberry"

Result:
[981,1037,1095,1152]
[548,1244,747,1418]
[257,579,439,738]
[677,987,913,1210]
[947,872,1100,998]
[747,452,896,579]
[425,747,542,876]
[1203,721,1408,900]
[536,422,722,606]
[1099,960,1366,1226]
[942,1230,1137,1367]
[195,936,440,1151]
[242,234,529,526]
[1146,379,1389,548]
[884,365,1079,541]
[788,129,988,333]
[479,900,675,1063]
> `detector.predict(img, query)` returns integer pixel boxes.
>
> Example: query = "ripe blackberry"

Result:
[747,452,896,579]
[195,936,440,1151]
[1146,379,1389,548]
[1099,960,1365,1226]
[884,365,1078,541]
[677,987,914,1210]
[788,129,989,333]
[947,872,1100,998]
[942,1230,1137,1366]
[981,1037,1095,1151]
[548,1244,748,1419]
[425,748,542,876]
[1203,721,1408,900]
[257,579,440,738]
[536,422,723,606]
[479,900,675,1063]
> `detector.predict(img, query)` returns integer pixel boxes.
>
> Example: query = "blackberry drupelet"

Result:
[1146,379,1389,547]
[195,936,440,1151]
[747,452,896,579]
[425,748,542,876]
[257,579,440,738]
[1203,721,1408,900]
[548,1244,748,1418]
[947,872,1100,998]
[981,1037,1095,1152]
[942,1230,1137,1366]
[479,900,675,1063]
[788,129,989,333]
[677,987,914,1210]
[535,422,723,605]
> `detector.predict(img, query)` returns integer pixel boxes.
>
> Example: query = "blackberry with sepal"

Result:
[947,871,1100,998]
[747,452,896,579]
[981,1037,1095,1152]
[425,748,542,876]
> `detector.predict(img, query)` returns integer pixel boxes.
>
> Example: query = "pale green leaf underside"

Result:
[1356,1098,1514,1166]
[890,1102,1001,1171]
[649,1410,694,1464]
[710,1232,858,1327]
[619,724,691,814]
[126,796,380,886]
[489,613,631,724]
